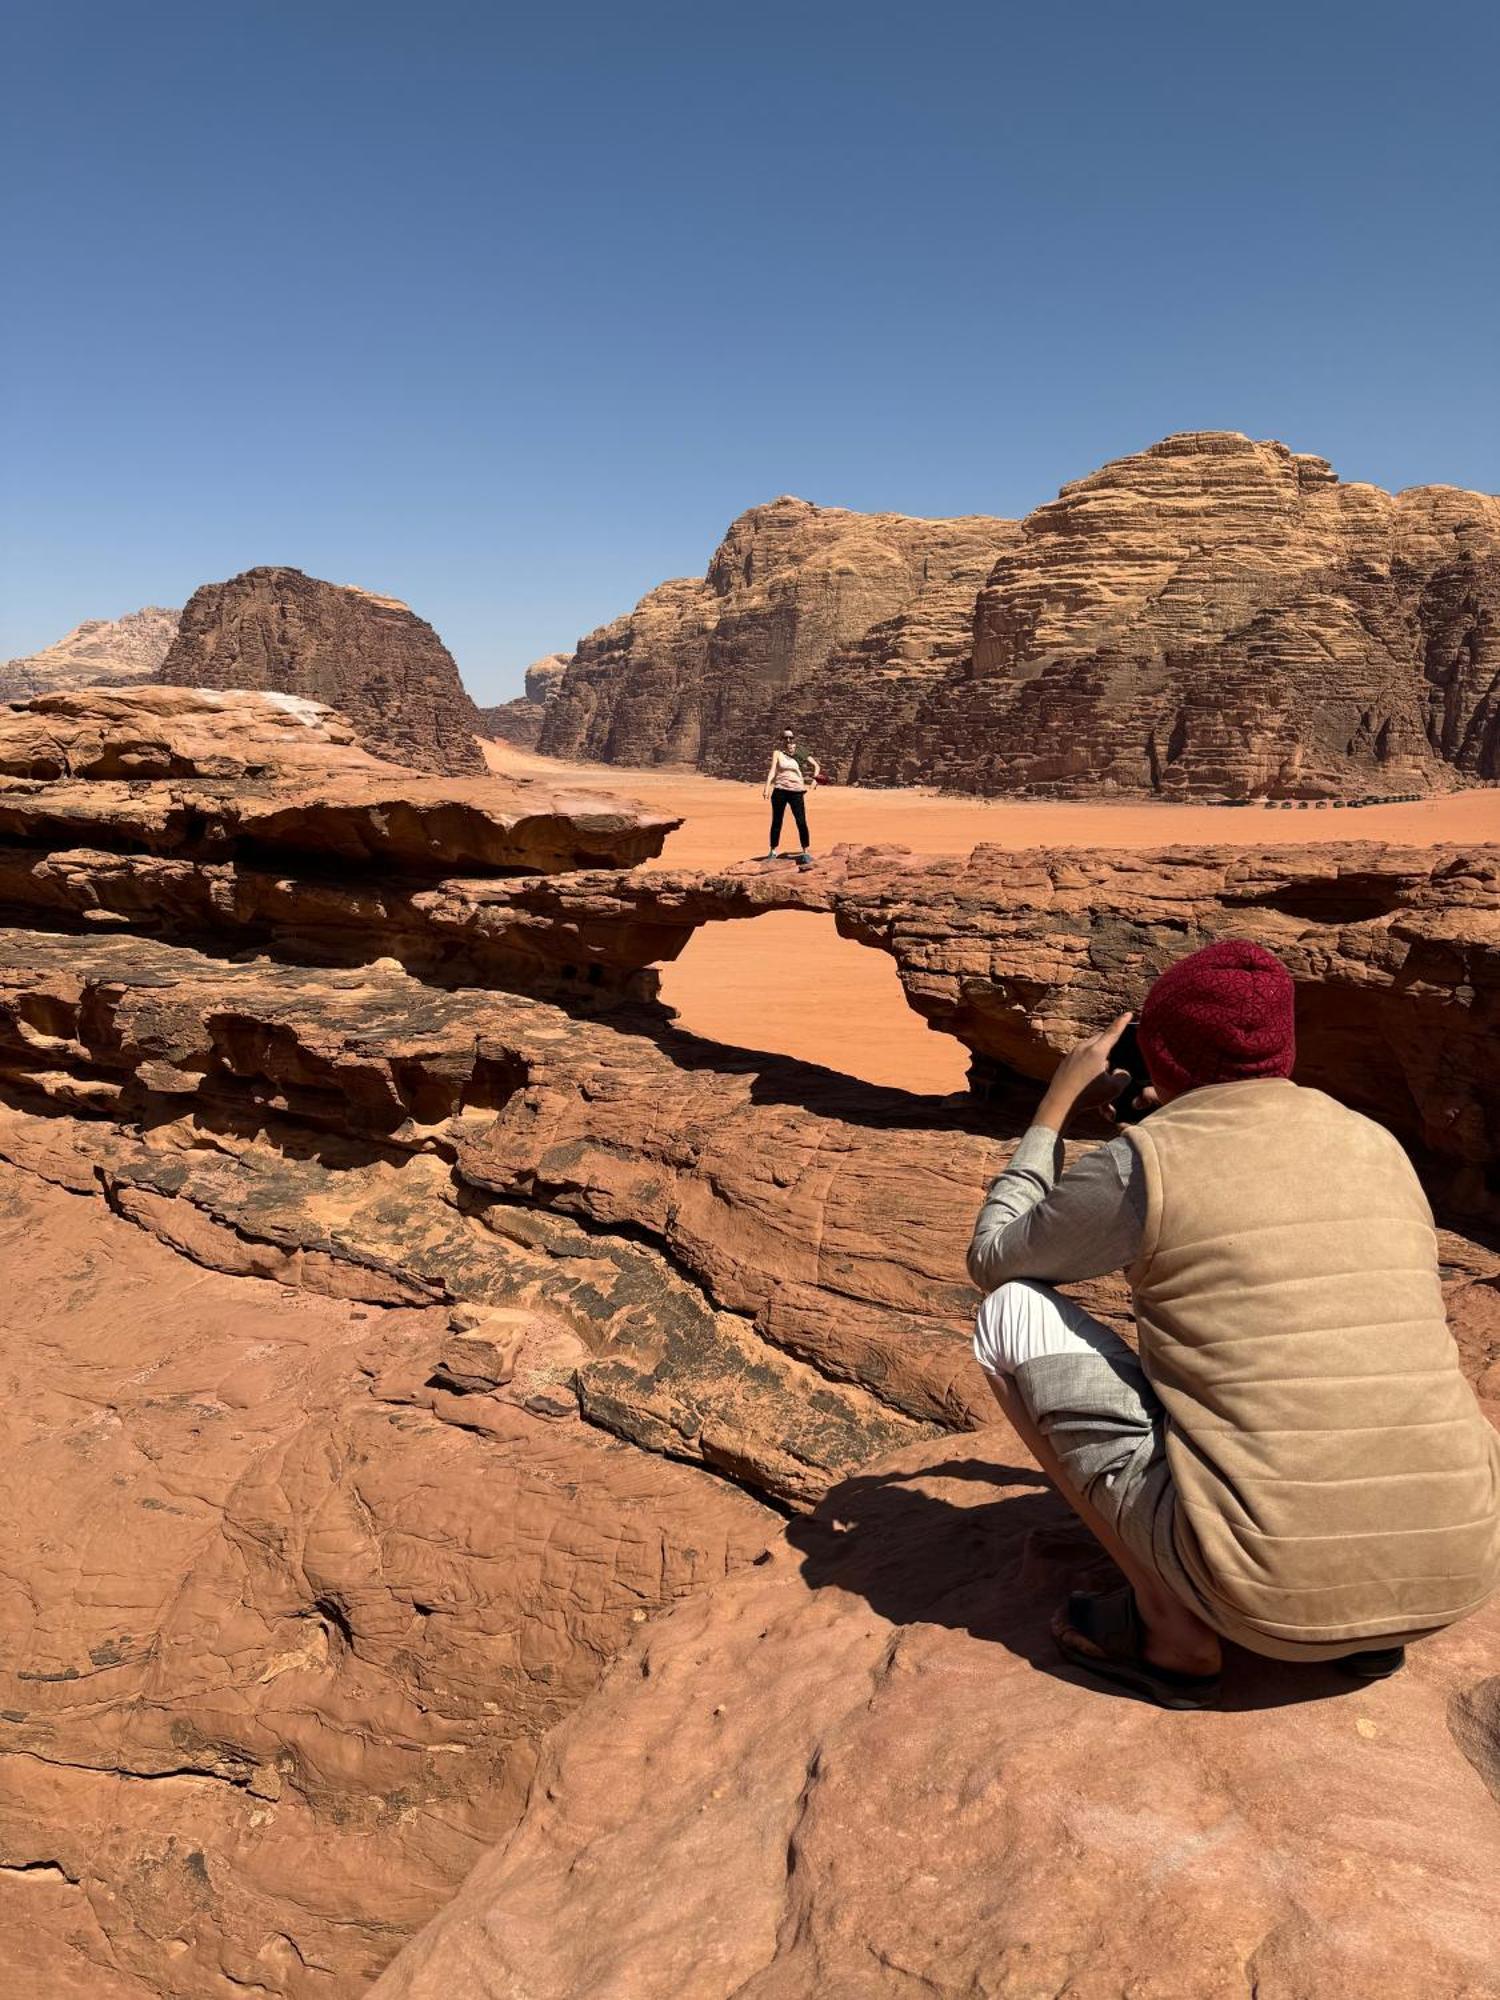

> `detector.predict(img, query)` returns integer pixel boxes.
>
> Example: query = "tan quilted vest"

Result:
[1126,1079,1500,1653]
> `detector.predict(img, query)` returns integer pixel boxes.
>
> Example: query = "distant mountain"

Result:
[539,433,1500,800]
[477,653,570,748]
[1,605,180,699]
[156,566,485,776]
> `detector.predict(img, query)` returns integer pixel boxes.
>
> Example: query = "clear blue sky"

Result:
[3,1,1496,700]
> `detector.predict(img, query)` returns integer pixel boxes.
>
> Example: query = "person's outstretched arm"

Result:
[762,756,778,800]
[967,1015,1145,1291]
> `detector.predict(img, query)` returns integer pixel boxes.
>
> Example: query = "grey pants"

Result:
[972,1279,1425,1660]
[973,1279,1204,1617]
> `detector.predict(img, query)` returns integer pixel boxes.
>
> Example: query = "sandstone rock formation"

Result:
[156,566,487,776]
[949,433,1500,798]
[539,434,1500,800]
[0,685,678,876]
[0,684,1496,1993]
[831,839,1500,1223]
[0,692,1495,1209]
[0,1160,774,1998]
[541,497,1016,773]
[477,653,570,748]
[376,1430,1500,2000]
[459,836,1500,1225]
[209,836,1492,1225]
[0,604,179,698]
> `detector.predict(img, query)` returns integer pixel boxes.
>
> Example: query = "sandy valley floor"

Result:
[485,741,1500,1095]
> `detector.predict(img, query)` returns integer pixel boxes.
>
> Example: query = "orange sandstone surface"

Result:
[0,689,1494,1997]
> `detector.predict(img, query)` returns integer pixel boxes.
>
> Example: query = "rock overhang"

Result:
[0,685,680,875]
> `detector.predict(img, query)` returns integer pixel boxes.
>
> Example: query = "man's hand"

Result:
[1035,1012,1133,1135]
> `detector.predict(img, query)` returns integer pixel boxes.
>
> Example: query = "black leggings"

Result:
[769,788,809,849]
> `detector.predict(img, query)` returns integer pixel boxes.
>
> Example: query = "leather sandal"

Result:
[1336,1646,1405,1681]
[1052,1586,1223,1710]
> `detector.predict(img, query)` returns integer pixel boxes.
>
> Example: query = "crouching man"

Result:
[969,940,1500,1709]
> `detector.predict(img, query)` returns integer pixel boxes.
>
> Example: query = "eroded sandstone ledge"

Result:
[1,699,1492,1214]
[0,685,679,876]
[0,1162,774,1997]
[375,1433,1500,2000]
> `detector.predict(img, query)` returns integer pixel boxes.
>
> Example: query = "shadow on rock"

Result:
[787,1456,1069,1677]
[611,999,1010,1135]
[790,1452,1389,1714]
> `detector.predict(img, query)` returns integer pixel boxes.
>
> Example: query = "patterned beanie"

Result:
[1137,939,1297,1096]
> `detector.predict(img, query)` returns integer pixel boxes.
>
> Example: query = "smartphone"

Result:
[1111,1021,1152,1124]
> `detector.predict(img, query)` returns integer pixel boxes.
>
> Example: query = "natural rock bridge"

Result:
[3,688,1496,1221]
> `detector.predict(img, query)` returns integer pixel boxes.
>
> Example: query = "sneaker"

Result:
[796,851,813,870]
[755,851,780,862]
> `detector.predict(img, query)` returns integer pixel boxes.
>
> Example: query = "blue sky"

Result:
[3,0,1496,700]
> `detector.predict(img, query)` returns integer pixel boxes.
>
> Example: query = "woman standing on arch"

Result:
[757,726,820,869]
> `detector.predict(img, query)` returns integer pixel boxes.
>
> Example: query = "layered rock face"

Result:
[0,604,180,698]
[539,497,1016,773]
[477,653,569,748]
[8,697,1494,1213]
[948,432,1500,797]
[156,566,487,776]
[0,689,972,1989]
[539,434,1500,799]
[0,686,1496,1994]
[833,839,1500,1221]
[0,684,678,879]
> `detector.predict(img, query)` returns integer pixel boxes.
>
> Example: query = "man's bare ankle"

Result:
[1143,1625,1222,1675]
[1134,1596,1221,1673]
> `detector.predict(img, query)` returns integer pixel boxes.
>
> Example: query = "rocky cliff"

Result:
[476,653,570,748]
[540,433,1500,800]
[948,432,1500,798]
[156,566,487,776]
[0,687,1495,1995]
[0,604,180,698]
[541,497,1016,773]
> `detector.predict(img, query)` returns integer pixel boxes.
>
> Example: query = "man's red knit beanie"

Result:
[1136,939,1296,1096]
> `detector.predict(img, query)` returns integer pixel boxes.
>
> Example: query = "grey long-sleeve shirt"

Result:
[966,1125,1148,1294]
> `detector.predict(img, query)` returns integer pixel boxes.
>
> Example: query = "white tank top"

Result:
[770,749,807,792]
